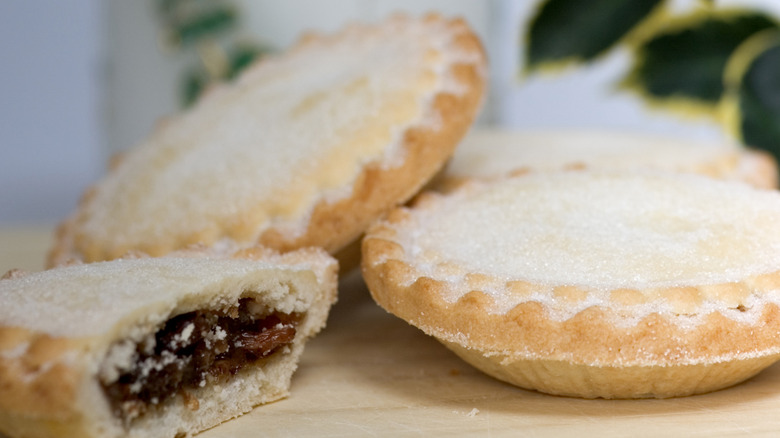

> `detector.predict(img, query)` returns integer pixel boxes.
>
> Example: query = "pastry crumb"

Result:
[453,408,480,417]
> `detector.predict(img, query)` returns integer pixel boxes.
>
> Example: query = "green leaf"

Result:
[734,41,780,155]
[226,44,264,80]
[182,68,208,108]
[624,11,777,106]
[181,44,271,107]
[525,0,663,71]
[174,6,237,47]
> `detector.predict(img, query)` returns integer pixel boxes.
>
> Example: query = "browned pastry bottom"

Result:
[444,341,780,399]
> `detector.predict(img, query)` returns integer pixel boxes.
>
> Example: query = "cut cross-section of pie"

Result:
[362,170,780,398]
[0,247,337,437]
[48,13,486,266]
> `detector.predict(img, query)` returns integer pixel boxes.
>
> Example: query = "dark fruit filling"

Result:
[100,298,298,422]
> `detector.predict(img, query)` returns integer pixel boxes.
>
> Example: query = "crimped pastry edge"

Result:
[362,235,780,366]
[0,328,83,419]
[225,13,487,256]
[47,13,487,267]
[361,206,780,397]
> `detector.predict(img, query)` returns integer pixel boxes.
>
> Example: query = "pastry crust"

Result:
[362,171,780,398]
[48,13,486,266]
[434,129,778,192]
[0,247,337,437]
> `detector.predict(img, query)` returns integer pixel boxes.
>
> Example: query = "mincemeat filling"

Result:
[100,298,298,422]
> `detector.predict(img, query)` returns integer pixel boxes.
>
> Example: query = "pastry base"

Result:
[443,341,780,399]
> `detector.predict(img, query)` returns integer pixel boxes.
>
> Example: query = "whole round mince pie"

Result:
[362,170,780,398]
[49,13,486,266]
[435,129,777,191]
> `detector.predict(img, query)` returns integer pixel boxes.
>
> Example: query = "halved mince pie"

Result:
[48,13,486,267]
[362,170,780,398]
[434,129,777,191]
[0,247,336,437]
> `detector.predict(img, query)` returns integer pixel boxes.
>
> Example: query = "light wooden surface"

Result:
[3,226,780,437]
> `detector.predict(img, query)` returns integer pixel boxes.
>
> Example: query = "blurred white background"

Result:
[0,0,103,224]
[2,0,779,225]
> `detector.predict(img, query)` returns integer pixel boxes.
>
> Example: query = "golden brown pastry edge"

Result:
[46,13,487,267]
[360,204,780,398]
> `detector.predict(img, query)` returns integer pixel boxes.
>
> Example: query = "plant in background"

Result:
[524,0,780,158]
[155,0,270,107]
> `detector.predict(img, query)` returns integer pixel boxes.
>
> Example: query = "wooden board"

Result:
[3,226,780,437]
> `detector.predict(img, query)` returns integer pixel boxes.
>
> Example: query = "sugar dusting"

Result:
[0,256,325,338]
[394,171,780,325]
[79,15,482,253]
